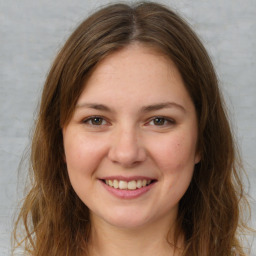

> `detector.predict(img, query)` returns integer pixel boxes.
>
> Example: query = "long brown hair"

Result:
[12,2,251,255]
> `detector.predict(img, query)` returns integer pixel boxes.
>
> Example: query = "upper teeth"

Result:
[105,179,151,190]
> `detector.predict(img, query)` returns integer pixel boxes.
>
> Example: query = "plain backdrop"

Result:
[0,0,255,255]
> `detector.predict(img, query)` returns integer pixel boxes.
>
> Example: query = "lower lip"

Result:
[101,181,155,199]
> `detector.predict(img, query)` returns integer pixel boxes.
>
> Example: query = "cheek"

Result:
[63,132,107,176]
[149,132,197,172]
[63,132,109,204]
[153,133,197,201]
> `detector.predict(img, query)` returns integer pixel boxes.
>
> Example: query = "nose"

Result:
[108,127,147,168]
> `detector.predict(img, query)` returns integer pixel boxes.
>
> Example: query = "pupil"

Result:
[154,118,164,125]
[92,118,102,125]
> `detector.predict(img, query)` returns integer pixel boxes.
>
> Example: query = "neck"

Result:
[87,214,183,256]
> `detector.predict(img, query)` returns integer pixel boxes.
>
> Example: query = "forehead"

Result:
[90,44,173,80]
[77,44,191,107]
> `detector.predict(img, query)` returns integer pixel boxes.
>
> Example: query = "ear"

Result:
[194,151,201,164]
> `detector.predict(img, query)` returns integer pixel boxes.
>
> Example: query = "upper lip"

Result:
[100,176,157,182]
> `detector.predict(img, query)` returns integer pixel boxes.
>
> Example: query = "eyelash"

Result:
[82,116,108,126]
[146,116,176,126]
[82,116,175,127]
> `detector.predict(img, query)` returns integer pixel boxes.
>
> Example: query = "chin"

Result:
[107,217,149,230]
[94,209,151,230]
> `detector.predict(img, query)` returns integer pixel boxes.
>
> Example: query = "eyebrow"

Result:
[141,102,186,113]
[76,102,185,113]
[76,103,112,111]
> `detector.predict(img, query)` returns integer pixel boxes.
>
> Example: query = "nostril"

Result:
[108,147,146,167]
[107,129,147,167]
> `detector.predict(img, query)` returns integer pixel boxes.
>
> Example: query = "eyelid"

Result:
[82,115,109,126]
[81,115,175,127]
[146,116,176,126]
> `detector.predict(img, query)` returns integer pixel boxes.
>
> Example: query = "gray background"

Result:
[0,0,255,255]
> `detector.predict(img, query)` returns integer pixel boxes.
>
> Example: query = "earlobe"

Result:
[194,152,201,164]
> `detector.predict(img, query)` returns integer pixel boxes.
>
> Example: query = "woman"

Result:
[12,2,251,255]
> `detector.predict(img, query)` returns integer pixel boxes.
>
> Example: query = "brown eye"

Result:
[83,116,107,126]
[91,117,103,125]
[147,117,175,127]
[153,118,166,126]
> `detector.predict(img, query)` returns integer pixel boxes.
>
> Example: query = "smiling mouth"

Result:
[103,179,156,190]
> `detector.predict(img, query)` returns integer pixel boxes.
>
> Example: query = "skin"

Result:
[63,43,200,256]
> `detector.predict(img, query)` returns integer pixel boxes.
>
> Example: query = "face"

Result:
[63,44,200,230]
